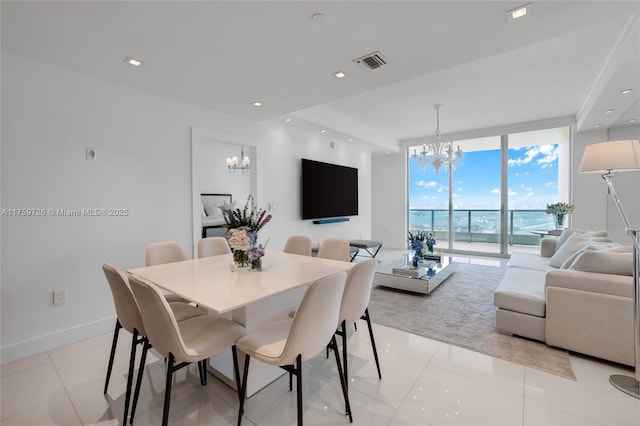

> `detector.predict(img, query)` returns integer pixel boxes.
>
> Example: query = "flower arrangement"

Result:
[221,195,272,268]
[544,202,575,215]
[408,230,436,252]
[545,202,574,229]
[247,241,268,271]
[227,228,254,251]
[408,231,436,265]
[222,194,272,232]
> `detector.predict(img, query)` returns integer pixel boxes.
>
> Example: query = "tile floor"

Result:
[2,250,640,425]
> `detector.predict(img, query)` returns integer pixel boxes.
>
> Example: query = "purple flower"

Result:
[247,246,265,261]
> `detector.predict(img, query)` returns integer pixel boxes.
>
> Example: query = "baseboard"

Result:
[1,316,115,365]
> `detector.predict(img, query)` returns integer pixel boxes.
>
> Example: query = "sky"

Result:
[409,144,559,210]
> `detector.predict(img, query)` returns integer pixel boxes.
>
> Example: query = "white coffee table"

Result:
[375,257,456,295]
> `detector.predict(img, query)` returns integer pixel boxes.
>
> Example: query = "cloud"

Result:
[490,188,500,194]
[545,181,555,188]
[508,188,518,196]
[416,180,438,188]
[508,144,558,168]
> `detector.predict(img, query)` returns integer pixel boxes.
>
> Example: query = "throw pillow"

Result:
[569,248,634,276]
[548,234,613,268]
[556,229,608,251]
[559,243,621,269]
[203,203,222,217]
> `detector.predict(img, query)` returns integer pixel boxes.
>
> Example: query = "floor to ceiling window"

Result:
[408,126,570,255]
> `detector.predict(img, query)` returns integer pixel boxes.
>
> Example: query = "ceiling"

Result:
[2,1,639,153]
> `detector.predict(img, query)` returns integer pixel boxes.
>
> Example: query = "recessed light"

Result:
[334,71,347,79]
[605,109,614,114]
[285,118,291,122]
[311,13,325,23]
[629,119,638,123]
[507,3,531,22]
[320,129,326,133]
[594,124,602,128]
[621,88,633,94]
[348,138,353,142]
[252,101,263,107]
[124,57,142,66]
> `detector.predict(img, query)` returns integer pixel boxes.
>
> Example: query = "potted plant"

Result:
[545,202,575,229]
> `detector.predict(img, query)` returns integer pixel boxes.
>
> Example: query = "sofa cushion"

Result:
[558,242,621,269]
[548,235,613,268]
[568,246,634,276]
[556,229,608,251]
[508,251,552,272]
[494,268,547,317]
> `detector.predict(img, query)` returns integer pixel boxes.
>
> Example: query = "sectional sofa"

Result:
[494,229,635,366]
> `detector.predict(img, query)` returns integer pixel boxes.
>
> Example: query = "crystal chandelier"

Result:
[226,147,250,174]
[411,104,463,173]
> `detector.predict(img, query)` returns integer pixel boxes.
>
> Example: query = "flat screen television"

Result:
[301,158,358,220]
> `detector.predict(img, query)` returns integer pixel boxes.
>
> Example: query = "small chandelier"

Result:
[411,104,463,173]
[226,147,250,174]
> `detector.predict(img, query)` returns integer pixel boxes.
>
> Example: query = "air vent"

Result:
[353,51,388,71]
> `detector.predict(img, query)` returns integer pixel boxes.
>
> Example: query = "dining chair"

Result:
[144,241,191,303]
[197,236,231,258]
[283,235,312,256]
[102,264,206,425]
[336,258,382,387]
[128,274,246,426]
[145,241,188,266]
[317,237,351,262]
[234,271,352,426]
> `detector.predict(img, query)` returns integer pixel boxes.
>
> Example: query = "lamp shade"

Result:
[579,139,640,173]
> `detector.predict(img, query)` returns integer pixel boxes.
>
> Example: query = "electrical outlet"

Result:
[53,289,67,305]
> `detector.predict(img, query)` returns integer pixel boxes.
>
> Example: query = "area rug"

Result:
[369,262,576,380]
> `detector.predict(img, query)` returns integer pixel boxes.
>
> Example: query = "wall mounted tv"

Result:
[301,158,358,220]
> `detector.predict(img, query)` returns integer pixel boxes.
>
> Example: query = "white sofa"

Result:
[494,229,635,366]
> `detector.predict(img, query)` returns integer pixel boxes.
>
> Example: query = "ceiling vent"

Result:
[353,51,388,71]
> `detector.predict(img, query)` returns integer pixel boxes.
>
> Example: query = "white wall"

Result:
[372,151,407,249]
[0,52,372,363]
[572,125,640,243]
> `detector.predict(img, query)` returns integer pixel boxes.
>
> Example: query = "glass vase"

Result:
[554,213,565,230]
[250,257,263,271]
[233,250,250,268]
[413,250,422,267]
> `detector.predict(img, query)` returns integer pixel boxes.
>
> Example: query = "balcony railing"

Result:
[409,209,555,246]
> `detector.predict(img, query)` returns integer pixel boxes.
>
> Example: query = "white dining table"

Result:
[127,250,353,395]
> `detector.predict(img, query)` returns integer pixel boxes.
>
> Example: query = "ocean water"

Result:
[409,209,555,235]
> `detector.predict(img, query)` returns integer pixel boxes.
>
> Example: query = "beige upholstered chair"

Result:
[145,241,188,266]
[102,264,205,425]
[144,241,190,303]
[317,237,351,262]
[283,235,312,256]
[337,259,381,386]
[234,271,351,426]
[197,236,231,258]
[128,274,246,426]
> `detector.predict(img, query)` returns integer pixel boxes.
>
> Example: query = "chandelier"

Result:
[226,147,250,174]
[411,104,463,173]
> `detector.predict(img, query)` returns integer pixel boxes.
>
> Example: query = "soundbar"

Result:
[312,217,350,224]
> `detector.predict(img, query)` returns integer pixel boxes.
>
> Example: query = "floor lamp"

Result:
[579,139,640,399]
